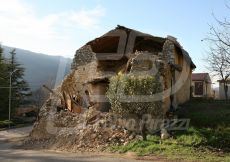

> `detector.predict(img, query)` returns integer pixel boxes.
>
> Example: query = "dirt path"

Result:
[0,126,166,162]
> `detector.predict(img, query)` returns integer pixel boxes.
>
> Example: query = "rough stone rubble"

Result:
[26,93,143,151]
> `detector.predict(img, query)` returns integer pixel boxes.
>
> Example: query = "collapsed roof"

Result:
[86,25,196,69]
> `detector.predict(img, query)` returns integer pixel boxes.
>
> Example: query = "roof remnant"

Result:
[86,25,196,69]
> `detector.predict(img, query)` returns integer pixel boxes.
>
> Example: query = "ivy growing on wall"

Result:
[106,74,163,118]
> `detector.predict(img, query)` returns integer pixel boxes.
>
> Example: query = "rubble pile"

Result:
[24,97,140,152]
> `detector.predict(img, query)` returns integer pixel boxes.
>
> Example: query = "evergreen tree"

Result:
[0,45,9,119]
[0,47,31,120]
[8,49,31,113]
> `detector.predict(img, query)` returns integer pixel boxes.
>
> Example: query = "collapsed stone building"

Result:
[61,25,196,114]
[28,26,196,150]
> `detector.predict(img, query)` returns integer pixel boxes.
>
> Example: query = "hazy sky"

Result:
[0,0,229,73]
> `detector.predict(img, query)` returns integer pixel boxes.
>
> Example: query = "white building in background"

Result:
[218,80,230,100]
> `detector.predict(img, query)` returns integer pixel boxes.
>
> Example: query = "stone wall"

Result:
[161,39,193,112]
[71,45,97,69]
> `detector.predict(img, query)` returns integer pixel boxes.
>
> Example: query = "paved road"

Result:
[0,126,164,162]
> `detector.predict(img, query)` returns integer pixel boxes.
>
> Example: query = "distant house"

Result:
[218,79,230,100]
[191,73,212,97]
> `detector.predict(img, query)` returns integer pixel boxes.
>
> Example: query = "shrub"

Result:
[106,73,163,119]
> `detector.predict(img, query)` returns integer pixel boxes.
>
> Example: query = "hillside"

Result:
[2,46,72,91]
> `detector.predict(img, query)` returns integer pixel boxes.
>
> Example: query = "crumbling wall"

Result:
[61,45,99,112]
[71,45,97,69]
[129,51,160,75]
[161,39,193,111]
[63,38,192,114]
[161,40,174,113]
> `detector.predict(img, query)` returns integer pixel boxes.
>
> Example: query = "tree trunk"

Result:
[224,82,228,100]
[141,123,147,141]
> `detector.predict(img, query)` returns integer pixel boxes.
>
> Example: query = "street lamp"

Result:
[8,69,18,127]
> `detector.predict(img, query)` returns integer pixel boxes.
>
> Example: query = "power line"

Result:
[0,86,42,88]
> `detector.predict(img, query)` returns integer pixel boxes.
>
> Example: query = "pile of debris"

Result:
[24,94,142,152]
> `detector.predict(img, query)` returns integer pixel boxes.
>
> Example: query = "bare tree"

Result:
[204,6,230,100]
[32,78,55,109]
[206,46,230,99]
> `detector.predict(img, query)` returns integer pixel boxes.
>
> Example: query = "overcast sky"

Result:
[0,0,229,75]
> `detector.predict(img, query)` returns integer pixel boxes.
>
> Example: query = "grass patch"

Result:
[0,120,14,128]
[112,130,230,161]
[0,117,33,129]
[110,100,230,161]
[178,101,230,128]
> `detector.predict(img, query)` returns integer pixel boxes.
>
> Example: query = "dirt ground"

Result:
[0,126,167,162]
